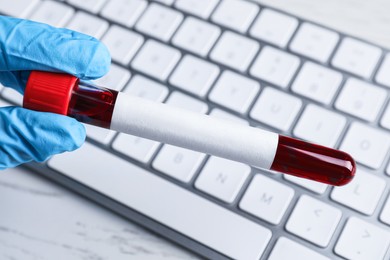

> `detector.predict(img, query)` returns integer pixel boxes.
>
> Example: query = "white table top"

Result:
[1,1,389,259]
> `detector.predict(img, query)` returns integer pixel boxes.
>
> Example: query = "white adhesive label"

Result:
[111,93,278,169]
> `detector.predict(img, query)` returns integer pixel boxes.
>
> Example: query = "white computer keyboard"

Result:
[1,0,390,259]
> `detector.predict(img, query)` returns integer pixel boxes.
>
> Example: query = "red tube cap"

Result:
[23,71,78,115]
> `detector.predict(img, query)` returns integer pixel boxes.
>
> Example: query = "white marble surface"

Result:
[1,1,390,259]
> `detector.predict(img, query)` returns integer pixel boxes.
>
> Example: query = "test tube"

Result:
[23,71,356,186]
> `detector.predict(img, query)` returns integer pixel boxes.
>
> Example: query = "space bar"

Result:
[48,143,271,259]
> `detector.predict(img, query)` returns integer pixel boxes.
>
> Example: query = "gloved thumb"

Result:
[0,106,86,170]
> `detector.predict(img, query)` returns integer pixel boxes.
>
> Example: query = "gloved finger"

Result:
[0,15,111,93]
[0,106,86,170]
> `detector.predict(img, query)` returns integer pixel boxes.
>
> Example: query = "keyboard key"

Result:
[164,91,208,114]
[29,1,74,27]
[152,0,175,5]
[291,62,342,104]
[335,217,390,260]
[1,88,23,106]
[123,75,169,102]
[380,195,390,226]
[101,25,144,65]
[250,87,302,131]
[169,55,220,97]
[195,156,251,203]
[101,0,147,28]
[131,40,181,81]
[112,76,168,163]
[209,71,260,114]
[211,0,259,33]
[250,46,300,88]
[290,23,339,63]
[67,0,107,14]
[269,237,330,260]
[250,8,298,48]
[332,37,382,78]
[210,31,259,72]
[286,195,341,247]
[153,144,206,182]
[284,175,328,195]
[66,11,109,38]
[93,64,131,90]
[376,53,390,88]
[335,78,387,122]
[240,175,294,225]
[175,0,219,19]
[387,162,390,176]
[136,3,183,42]
[172,17,221,57]
[340,122,390,169]
[331,168,386,215]
[209,108,249,125]
[48,143,272,260]
[0,0,40,18]
[293,105,346,147]
[381,102,390,130]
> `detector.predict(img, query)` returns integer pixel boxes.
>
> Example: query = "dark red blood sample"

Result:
[271,135,356,186]
[68,82,119,128]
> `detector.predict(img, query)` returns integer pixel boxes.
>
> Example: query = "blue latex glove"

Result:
[0,15,111,170]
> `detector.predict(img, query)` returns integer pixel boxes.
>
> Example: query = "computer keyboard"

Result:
[1,0,390,259]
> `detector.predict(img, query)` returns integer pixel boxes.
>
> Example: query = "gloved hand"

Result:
[0,15,111,170]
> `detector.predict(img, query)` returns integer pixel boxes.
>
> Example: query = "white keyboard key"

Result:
[164,91,208,114]
[290,23,339,63]
[211,0,259,33]
[175,0,219,19]
[331,168,386,215]
[292,62,342,104]
[340,122,390,169]
[195,157,251,203]
[93,64,131,90]
[210,31,259,72]
[48,143,272,260]
[169,55,219,97]
[101,0,147,28]
[102,25,144,65]
[250,9,298,48]
[113,76,168,163]
[65,11,109,39]
[332,37,382,78]
[286,195,341,247]
[136,3,183,42]
[380,195,390,226]
[67,0,107,14]
[381,102,390,130]
[240,175,294,225]
[269,237,330,260]
[209,108,249,126]
[376,53,390,88]
[387,162,390,176]
[250,87,302,131]
[152,0,174,5]
[84,124,117,145]
[284,175,328,194]
[209,71,260,114]
[335,78,387,121]
[131,40,181,81]
[335,217,390,260]
[153,145,206,182]
[124,75,169,102]
[29,1,74,27]
[0,0,40,18]
[172,17,221,57]
[293,105,346,147]
[1,88,23,106]
[250,46,300,88]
